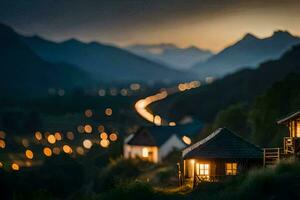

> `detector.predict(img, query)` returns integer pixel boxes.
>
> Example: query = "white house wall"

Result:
[159,134,186,161]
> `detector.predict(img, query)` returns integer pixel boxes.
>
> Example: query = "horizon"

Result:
[1,0,300,52]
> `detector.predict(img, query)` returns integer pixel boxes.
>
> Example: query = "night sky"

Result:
[1,0,300,51]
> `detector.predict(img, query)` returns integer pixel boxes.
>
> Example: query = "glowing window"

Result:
[196,163,210,178]
[226,163,237,175]
[142,147,149,157]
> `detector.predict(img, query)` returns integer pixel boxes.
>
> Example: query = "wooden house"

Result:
[124,123,202,163]
[181,128,262,186]
[264,110,300,166]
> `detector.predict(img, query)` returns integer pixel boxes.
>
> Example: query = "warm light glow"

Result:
[109,133,118,141]
[43,147,52,157]
[100,132,108,140]
[0,139,6,149]
[0,162,3,168]
[0,131,6,139]
[66,131,74,140]
[100,139,110,148]
[142,147,149,157]
[130,83,141,91]
[105,108,113,116]
[35,131,42,141]
[77,125,84,133]
[54,132,62,141]
[85,109,93,118]
[76,146,84,155]
[182,136,192,145]
[84,125,93,133]
[169,122,176,126]
[226,163,238,175]
[11,163,20,171]
[63,145,72,154]
[47,134,56,144]
[83,139,93,149]
[154,115,162,126]
[25,150,34,159]
[53,147,61,155]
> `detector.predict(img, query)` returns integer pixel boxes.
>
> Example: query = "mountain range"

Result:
[192,30,300,79]
[21,36,195,83]
[0,23,92,96]
[126,44,213,70]
[170,43,300,122]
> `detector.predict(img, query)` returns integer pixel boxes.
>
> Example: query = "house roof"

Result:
[182,128,262,160]
[125,122,202,147]
[277,110,300,125]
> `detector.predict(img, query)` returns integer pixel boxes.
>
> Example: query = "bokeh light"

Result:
[109,133,118,141]
[43,147,52,157]
[54,132,62,141]
[100,132,108,140]
[0,139,6,149]
[11,163,20,171]
[100,139,110,148]
[85,109,93,118]
[63,145,73,154]
[77,125,84,133]
[105,108,113,116]
[98,125,105,132]
[25,149,34,159]
[83,139,93,149]
[66,131,74,140]
[47,135,56,144]
[22,139,29,147]
[84,124,93,133]
[0,131,6,139]
[182,136,192,145]
[53,147,61,155]
[35,131,43,141]
[76,146,84,155]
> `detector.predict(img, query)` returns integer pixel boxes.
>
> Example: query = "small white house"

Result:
[123,123,202,163]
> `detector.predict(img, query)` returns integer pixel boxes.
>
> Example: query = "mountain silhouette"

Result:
[127,44,213,70]
[0,23,92,97]
[171,43,300,121]
[192,30,300,79]
[22,36,195,82]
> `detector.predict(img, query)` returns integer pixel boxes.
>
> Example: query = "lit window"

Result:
[142,147,149,157]
[226,163,237,175]
[297,121,300,137]
[196,163,210,178]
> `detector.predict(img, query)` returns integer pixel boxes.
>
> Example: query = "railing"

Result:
[263,148,281,167]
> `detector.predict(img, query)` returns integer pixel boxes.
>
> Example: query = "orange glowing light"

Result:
[0,139,5,149]
[105,108,113,116]
[109,133,118,141]
[47,134,56,144]
[83,139,93,149]
[100,139,110,148]
[85,109,93,118]
[84,125,93,133]
[43,147,52,157]
[25,150,34,159]
[100,132,108,140]
[54,132,62,141]
[0,162,3,168]
[182,136,192,145]
[169,122,176,126]
[35,131,42,141]
[63,145,72,154]
[11,163,20,171]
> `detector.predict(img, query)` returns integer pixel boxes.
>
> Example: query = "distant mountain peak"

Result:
[242,33,258,41]
[272,30,293,38]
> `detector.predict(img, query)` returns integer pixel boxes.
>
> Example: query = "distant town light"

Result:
[100,139,110,148]
[85,109,93,118]
[35,131,43,141]
[47,135,56,144]
[84,124,93,133]
[169,122,176,126]
[43,147,52,157]
[109,133,118,141]
[105,108,113,116]
[0,131,6,139]
[54,132,62,141]
[0,139,6,149]
[100,132,108,140]
[11,163,20,171]
[83,139,93,149]
[63,145,72,154]
[66,131,74,140]
[25,149,34,159]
